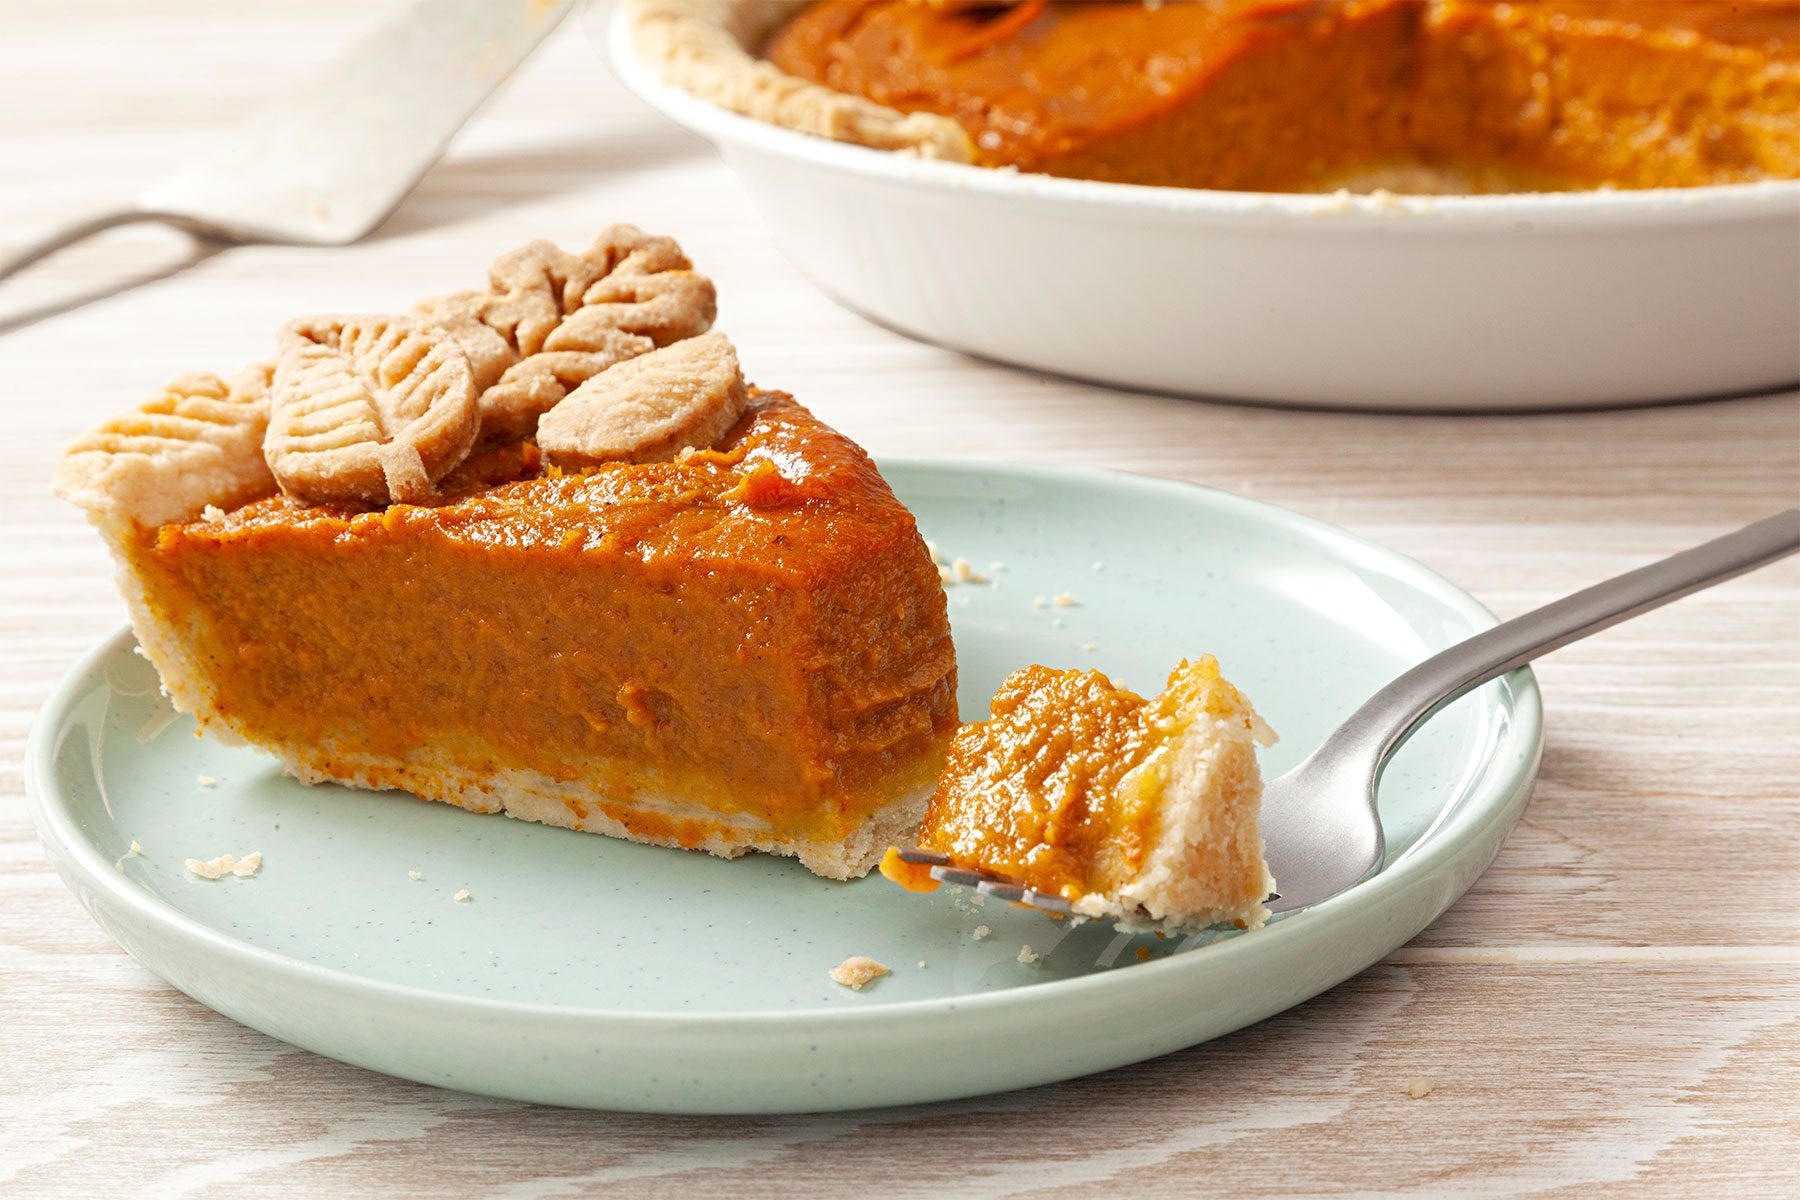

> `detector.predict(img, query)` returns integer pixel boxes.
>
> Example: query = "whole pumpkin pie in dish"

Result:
[53,227,958,880]
[634,0,1800,193]
[885,655,1277,931]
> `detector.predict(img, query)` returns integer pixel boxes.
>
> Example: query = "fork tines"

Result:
[895,847,1077,916]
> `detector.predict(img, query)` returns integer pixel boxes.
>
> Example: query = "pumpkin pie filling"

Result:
[54,229,958,880]
[760,0,1800,192]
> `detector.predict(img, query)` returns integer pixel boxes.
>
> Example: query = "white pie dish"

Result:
[606,6,1800,412]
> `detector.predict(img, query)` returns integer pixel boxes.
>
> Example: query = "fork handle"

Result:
[1336,509,1800,776]
[0,208,199,284]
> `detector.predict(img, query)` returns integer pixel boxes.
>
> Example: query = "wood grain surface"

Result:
[2,2,1796,1195]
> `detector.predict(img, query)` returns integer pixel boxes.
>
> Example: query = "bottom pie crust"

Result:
[280,752,931,882]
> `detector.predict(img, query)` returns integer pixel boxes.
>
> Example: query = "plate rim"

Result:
[27,459,1544,1034]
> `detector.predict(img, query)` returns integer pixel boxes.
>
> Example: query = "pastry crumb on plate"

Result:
[184,851,260,880]
[829,956,889,990]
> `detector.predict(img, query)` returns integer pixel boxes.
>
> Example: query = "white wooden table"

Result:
[2,3,1796,1195]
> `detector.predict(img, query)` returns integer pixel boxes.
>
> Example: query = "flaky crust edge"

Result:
[1074,688,1276,934]
[623,0,976,162]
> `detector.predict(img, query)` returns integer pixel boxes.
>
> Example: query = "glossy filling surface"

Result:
[765,0,1800,192]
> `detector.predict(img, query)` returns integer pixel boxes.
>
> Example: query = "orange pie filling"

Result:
[889,655,1277,930]
[764,0,1800,193]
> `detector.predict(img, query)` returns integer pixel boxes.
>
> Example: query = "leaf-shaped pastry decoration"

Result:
[265,315,479,505]
[412,296,516,394]
[53,366,276,528]
[413,225,718,445]
[537,331,748,468]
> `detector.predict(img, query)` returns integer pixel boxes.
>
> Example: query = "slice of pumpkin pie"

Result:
[53,227,957,880]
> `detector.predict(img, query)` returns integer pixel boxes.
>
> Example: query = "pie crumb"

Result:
[1052,592,1076,607]
[829,955,890,990]
[1031,595,1048,609]
[1017,945,1040,964]
[972,924,991,940]
[1405,1076,1436,1099]
[185,851,259,880]
[454,888,472,903]
[952,890,988,914]
[951,557,987,584]
[184,854,229,879]
[408,870,423,882]
[917,960,928,969]
[196,774,216,788]
[1081,642,1098,653]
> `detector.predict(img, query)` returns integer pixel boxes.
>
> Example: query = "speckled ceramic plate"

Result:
[29,460,1540,1114]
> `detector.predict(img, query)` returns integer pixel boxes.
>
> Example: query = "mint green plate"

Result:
[28,460,1540,1113]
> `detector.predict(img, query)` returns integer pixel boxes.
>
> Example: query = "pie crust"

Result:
[622,0,974,161]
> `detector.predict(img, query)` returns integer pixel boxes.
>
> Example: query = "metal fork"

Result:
[0,0,572,286]
[899,509,1800,923]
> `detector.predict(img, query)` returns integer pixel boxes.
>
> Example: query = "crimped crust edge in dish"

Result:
[622,0,975,161]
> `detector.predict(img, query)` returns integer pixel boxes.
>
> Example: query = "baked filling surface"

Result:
[763,0,1800,192]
